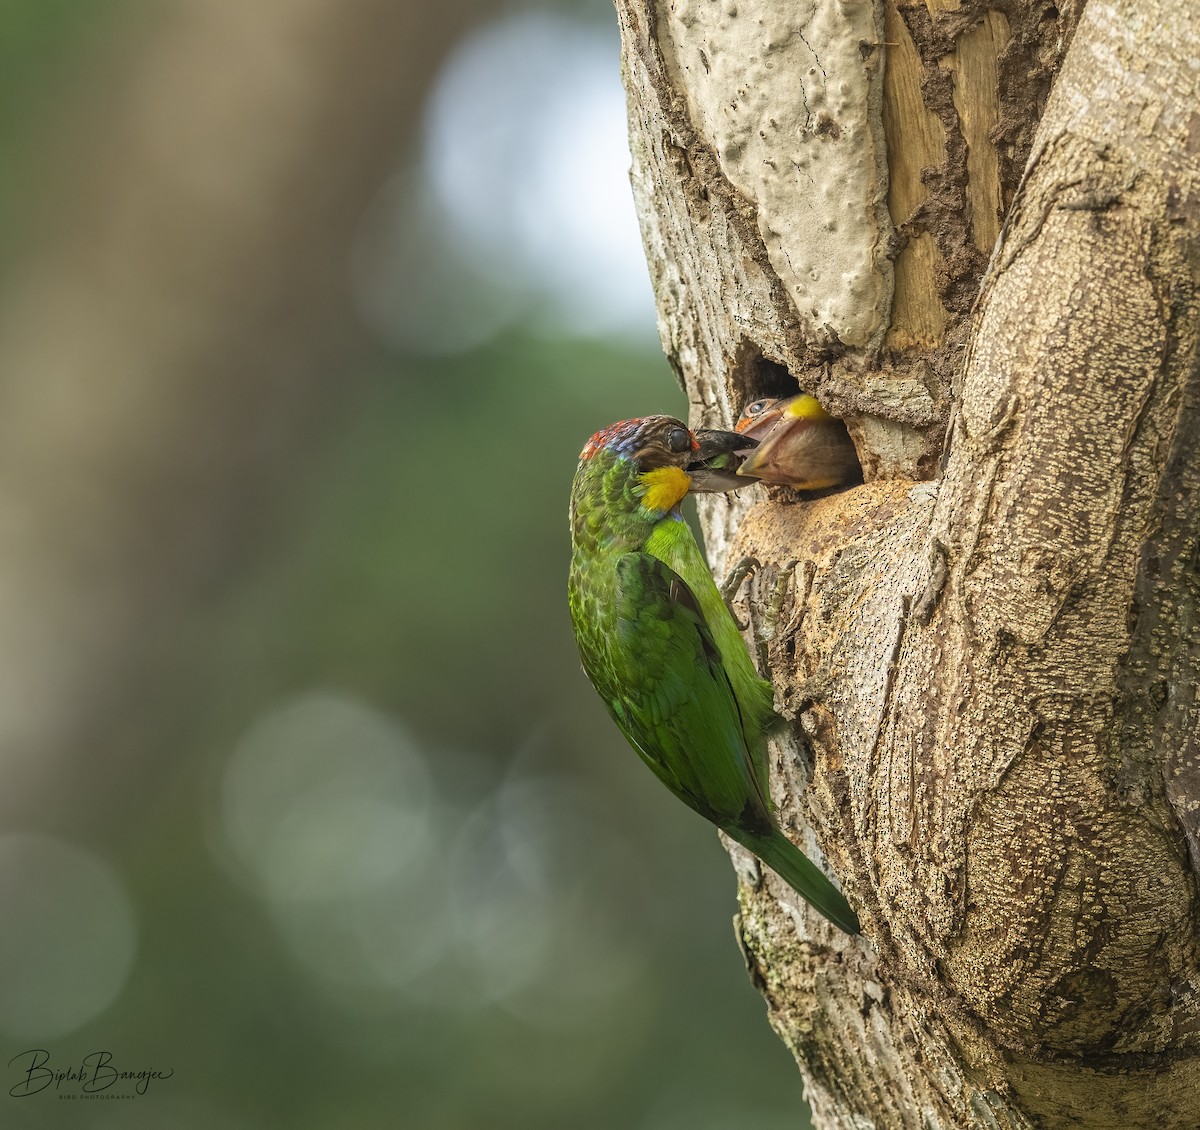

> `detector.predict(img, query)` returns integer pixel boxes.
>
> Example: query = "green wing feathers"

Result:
[608,552,773,832]
[608,553,859,935]
[568,457,858,934]
[642,520,777,737]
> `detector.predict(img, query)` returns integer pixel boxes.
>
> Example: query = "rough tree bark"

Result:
[616,0,1200,1126]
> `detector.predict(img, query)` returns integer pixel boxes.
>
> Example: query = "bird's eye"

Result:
[745,399,769,417]
[664,426,691,453]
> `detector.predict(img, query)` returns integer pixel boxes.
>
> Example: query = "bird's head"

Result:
[732,394,859,489]
[579,416,755,514]
[734,393,832,441]
[580,415,696,467]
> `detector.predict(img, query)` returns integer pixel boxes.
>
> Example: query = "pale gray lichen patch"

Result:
[658,0,893,350]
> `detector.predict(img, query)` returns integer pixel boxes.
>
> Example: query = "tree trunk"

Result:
[616,0,1200,1125]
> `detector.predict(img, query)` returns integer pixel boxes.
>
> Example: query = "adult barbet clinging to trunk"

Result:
[567,415,859,934]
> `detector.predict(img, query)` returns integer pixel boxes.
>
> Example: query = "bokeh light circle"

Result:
[219,691,434,904]
[0,832,137,1040]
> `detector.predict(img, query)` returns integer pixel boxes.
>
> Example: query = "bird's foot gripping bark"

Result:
[719,556,760,628]
[759,559,799,643]
[750,559,799,673]
[720,557,801,672]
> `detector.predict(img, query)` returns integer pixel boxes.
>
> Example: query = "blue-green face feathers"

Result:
[577,415,694,465]
[574,416,757,508]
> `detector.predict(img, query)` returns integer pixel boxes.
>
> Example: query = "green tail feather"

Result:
[735,831,860,935]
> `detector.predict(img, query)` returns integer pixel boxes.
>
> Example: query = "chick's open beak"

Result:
[735,395,859,490]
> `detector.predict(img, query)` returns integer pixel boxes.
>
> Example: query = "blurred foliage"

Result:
[0,0,127,262]
[88,338,808,1128]
[0,1,813,1128]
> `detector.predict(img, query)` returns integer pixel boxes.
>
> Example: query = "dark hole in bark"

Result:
[730,340,796,408]
[728,339,864,491]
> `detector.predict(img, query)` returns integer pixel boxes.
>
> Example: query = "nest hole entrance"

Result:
[728,341,863,493]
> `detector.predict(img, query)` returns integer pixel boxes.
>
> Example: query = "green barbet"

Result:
[567,415,859,934]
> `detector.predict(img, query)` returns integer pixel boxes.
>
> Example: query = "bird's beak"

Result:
[738,395,832,478]
[686,429,760,492]
[735,402,785,440]
[734,398,820,477]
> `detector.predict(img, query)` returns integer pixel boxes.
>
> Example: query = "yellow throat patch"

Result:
[639,465,692,513]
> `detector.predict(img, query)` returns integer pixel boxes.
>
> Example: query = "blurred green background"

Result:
[0,1,810,1126]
